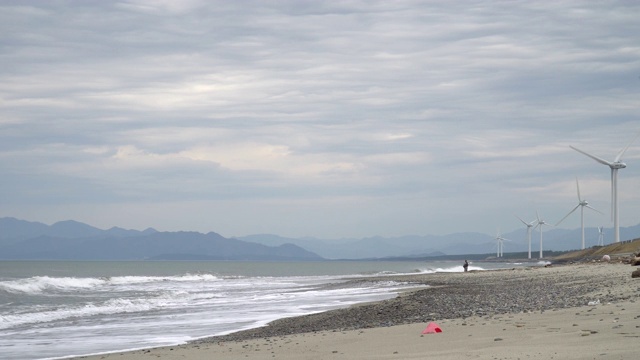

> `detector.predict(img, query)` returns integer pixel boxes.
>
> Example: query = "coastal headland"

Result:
[73,261,639,360]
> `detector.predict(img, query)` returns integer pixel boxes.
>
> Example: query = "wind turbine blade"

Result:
[585,204,603,214]
[575,177,582,202]
[570,146,613,166]
[614,132,640,162]
[515,215,529,226]
[555,205,579,226]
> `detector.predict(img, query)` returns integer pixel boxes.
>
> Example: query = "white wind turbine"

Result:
[570,133,639,243]
[535,211,553,259]
[598,226,605,246]
[494,229,509,258]
[555,178,602,250]
[515,215,536,259]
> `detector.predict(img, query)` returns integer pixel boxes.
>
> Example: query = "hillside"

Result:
[552,238,640,262]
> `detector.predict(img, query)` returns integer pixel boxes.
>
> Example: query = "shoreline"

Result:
[72,263,639,359]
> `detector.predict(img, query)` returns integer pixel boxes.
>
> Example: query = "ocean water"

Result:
[0,260,525,360]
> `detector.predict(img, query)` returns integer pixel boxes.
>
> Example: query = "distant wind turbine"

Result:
[598,226,605,246]
[555,178,602,250]
[494,229,509,258]
[515,215,536,259]
[535,211,553,259]
[570,133,639,243]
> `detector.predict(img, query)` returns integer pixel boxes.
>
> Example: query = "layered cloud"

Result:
[1,1,639,238]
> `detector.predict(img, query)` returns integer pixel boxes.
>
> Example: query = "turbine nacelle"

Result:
[610,162,626,169]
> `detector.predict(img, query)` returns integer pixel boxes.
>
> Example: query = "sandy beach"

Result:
[73,262,639,360]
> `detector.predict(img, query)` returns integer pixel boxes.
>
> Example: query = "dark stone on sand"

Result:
[632,269,640,278]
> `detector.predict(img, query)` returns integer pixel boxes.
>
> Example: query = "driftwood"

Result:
[631,257,640,267]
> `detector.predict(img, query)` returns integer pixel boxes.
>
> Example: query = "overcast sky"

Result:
[2,0,639,239]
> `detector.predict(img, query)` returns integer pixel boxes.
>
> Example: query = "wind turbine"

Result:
[515,215,536,259]
[494,229,508,257]
[598,226,604,246]
[570,133,639,243]
[535,211,553,259]
[555,178,603,250]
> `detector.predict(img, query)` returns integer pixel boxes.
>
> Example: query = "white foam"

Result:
[418,265,486,273]
[0,285,230,330]
[108,273,220,285]
[0,273,222,294]
[0,276,105,294]
[0,297,163,330]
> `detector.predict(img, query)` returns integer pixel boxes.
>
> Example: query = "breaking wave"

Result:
[0,273,221,294]
[0,293,193,330]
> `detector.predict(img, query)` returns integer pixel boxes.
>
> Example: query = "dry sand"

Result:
[72,263,640,360]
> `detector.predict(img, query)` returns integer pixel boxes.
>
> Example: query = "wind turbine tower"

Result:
[535,211,552,259]
[570,134,639,243]
[516,215,536,259]
[598,226,604,246]
[555,178,602,250]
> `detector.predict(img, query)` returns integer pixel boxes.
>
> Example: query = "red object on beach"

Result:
[422,322,442,334]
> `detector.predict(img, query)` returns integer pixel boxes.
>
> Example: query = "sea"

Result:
[0,260,535,360]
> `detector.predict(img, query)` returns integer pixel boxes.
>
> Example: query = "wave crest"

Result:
[0,273,221,294]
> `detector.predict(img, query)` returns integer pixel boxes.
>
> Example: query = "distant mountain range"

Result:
[0,218,322,261]
[2,217,640,260]
[239,223,640,259]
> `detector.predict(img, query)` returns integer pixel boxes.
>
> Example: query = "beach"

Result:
[73,262,639,360]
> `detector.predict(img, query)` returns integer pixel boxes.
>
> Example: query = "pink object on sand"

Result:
[422,322,442,334]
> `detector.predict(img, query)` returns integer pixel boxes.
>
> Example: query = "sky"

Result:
[1,0,640,239]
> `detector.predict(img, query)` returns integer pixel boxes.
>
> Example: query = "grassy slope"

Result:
[552,237,640,262]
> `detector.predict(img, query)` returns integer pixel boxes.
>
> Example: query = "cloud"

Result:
[1,1,639,238]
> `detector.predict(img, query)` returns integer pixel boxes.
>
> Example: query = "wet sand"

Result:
[73,262,640,360]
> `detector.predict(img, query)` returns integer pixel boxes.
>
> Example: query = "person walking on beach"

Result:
[463,260,469,272]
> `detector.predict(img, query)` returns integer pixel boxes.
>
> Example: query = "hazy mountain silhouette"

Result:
[0,218,321,261]
[240,225,640,259]
[0,217,157,240]
[2,217,639,260]
[240,233,494,259]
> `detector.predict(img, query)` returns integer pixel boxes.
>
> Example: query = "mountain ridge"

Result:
[0,218,321,261]
[2,217,640,260]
